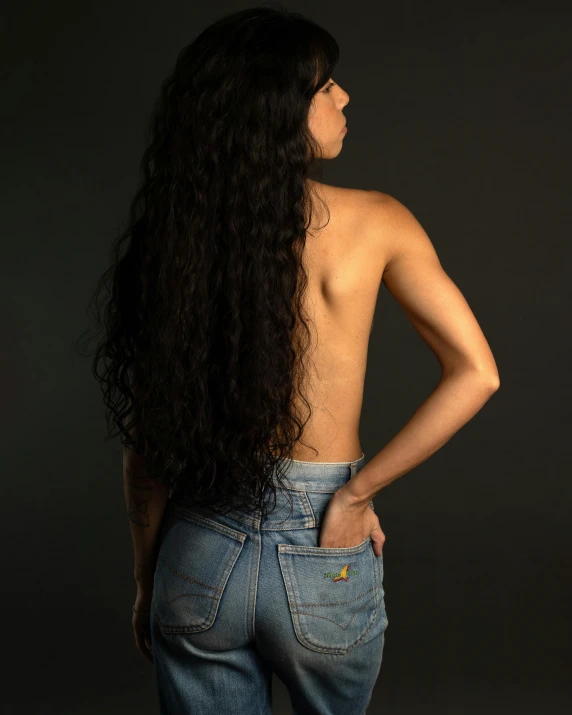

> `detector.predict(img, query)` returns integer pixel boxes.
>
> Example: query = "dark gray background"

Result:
[2,1,571,713]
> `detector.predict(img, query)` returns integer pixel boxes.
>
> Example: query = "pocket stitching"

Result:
[156,541,243,634]
[173,504,247,543]
[157,542,240,632]
[293,593,379,655]
[154,516,245,634]
[287,583,378,609]
[277,543,381,655]
[159,540,236,593]
[277,534,372,556]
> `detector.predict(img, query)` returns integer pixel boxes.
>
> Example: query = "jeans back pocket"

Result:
[277,535,382,655]
[153,506,246,635]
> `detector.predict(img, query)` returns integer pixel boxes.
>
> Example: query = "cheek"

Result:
[309,116,326,140]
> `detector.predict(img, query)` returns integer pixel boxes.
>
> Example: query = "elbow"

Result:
[445,364,500,392]
[476,369,500,393]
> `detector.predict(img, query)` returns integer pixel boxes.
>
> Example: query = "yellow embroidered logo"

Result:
[324,564,359,581]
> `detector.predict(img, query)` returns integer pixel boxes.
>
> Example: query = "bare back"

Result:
[286,180,500,464]
[288,182,388,462]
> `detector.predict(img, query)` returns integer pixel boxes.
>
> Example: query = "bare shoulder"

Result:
[319,182,397,221]
[364,189,424,239]
[311,181,378,227]
[311,181,434,268]
[309,181,364,204]
[360,190,443,277]
[361,188,446,290]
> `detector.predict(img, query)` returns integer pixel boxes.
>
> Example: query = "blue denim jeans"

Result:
[150,452,388,714]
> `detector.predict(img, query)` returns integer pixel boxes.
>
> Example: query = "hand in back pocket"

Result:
[277,536,386,655]
[319,491,385,555]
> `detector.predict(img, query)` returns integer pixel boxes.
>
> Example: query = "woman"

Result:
[82,6,499,714]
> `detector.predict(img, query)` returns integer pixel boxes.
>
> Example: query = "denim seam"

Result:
[251,527,261,640]
[173,505,247,543]
[287,584,378,609]
[276,483,345,494]
[158,556,229,594]
[246,527,258,640]
[282,452,365,466]
[220,509,261,530]
[292,593,378,638]
[316,603,380,655]
[277,535,371,556]
[261,523,320,532]
[298,491,316,528]
[277,547,299,645]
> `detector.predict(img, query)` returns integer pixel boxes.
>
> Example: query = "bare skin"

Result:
[293,179,499,466]
[129,183,500,660]
[290,181,383,463]
[304,182,499,556]
[124,435,169,664]
[298,78,499,556]
[130,77,500,662]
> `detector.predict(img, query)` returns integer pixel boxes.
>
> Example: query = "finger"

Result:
[371,534,384,557]
[138,639,154,664]
[134,627,155,664]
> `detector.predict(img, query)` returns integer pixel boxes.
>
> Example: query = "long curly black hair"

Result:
[74,4,340,520]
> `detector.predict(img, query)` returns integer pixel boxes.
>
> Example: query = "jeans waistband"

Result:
[270,451,366,493]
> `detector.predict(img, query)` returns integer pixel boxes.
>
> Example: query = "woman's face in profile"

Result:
[308,77,350,159]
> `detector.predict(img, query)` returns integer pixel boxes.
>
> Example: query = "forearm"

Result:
[123,446,170,589]
[338,368,499,507]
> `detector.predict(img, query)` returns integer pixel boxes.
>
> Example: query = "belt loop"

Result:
[349,452,365,478]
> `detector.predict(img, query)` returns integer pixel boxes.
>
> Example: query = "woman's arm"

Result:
[123,441,170,591]
[337,193,500,507]
[122,372,170,591]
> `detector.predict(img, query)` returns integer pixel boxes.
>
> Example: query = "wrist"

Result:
[134,558,157,588]
[334,482,372,511]
[135,577,155,595]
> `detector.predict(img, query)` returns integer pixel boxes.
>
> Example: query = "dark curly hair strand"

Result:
[73,4,340,520]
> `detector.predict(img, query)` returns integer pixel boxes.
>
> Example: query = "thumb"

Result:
[370,526,384,557]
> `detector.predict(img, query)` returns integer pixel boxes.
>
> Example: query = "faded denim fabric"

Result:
[150,452,388,714]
